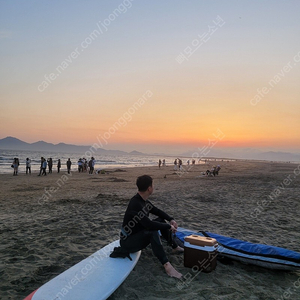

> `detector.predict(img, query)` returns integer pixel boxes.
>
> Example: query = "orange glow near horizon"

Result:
[1,86,300,152]
[2,110,299,152]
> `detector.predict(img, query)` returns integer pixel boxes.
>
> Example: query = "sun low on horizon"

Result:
[0,1,299,155]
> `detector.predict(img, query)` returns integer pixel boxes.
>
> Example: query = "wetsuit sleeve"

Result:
[136,201,172,231]
[138,216,171,231]
[147,201,174,222]
[123,196,172,232]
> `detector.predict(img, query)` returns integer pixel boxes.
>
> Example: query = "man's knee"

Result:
[146,230,162,245]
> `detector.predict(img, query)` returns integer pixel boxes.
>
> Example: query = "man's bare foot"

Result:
[172,246,184,254]
[164,262,182,279]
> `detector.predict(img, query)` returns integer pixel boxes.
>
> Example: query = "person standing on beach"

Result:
[173,159,178,171]
[66,158,72,174]
[83,158,88,172]
[41,158,47,176]
[12,158,19,176]
[57,159,61,173]
[88,157,95,174]
[26,158,31,174]
[78,158,83,172]
[47,158,53,173]
[120,175,183,279]
[38,157,44,176]
[158,159,162,168]
[178,158,182,171]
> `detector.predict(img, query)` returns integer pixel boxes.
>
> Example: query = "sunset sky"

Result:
[1,0,299,154]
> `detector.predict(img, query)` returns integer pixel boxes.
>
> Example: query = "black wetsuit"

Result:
[120,193,178,265]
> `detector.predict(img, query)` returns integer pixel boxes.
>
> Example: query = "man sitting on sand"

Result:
[120,175,183,279]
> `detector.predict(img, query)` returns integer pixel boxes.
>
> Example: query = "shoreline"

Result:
[2,146,298,175]
[1,160,300,299]
[0,156,297,175]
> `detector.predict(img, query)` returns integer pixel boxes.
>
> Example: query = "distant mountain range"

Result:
[0,137,299,162]
[0,137,144,156]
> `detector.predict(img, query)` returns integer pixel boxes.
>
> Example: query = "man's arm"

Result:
[124,197,172,232]
[147,201,174,222]
[138,215,172,231]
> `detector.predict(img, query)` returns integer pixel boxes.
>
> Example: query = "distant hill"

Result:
[180,147,300,162]
[0,136,31,150]
[254,151,300,162]
[0,136,139,156]
[129,150,144,156]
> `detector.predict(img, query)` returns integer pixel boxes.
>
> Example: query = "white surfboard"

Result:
[24,240,141,300]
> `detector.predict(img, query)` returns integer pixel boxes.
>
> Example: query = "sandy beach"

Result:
[1,160,300,300]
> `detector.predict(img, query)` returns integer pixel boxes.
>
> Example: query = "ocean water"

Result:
[0,149,178,174]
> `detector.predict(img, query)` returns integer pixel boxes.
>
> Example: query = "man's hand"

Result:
[170,224,177,233]
[170,220,178,229]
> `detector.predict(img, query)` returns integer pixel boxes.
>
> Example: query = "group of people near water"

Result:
[11,156,96,176]
[77,157,96,174]
[158,158,195,170]
[158,158,197,170]
[173,158,197,170]
[157,158,222,177]
[37,157,57,176]
[158,159,166,168]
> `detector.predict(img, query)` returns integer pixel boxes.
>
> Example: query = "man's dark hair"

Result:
[136,175,153,192]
